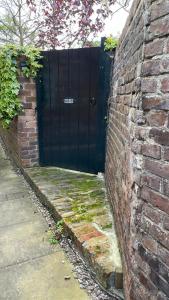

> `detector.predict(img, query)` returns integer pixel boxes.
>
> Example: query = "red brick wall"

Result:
[0,117,21,165]
[105,0,169,299]
[0,76,39,168]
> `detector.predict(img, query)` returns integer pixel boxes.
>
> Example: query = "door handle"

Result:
[90,97,96,106]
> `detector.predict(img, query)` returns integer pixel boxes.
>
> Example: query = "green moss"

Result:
[66,177,100,192]
[90,189,105,199]
[64,213,92,224]
[70,214,93,223]
[94,244,109,255]
[30,167,107,226]
[64,208,105,224]
[86,202,103,210]
[95,245,102,255]
[101,223,112,230]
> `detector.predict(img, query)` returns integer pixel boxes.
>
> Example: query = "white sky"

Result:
[98,0,134,38]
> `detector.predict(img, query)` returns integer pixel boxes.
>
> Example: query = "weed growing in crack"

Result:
[49,235,58,245]
[55,220,64,234]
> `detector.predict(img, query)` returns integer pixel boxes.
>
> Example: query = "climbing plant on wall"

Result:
[0,44,41,128]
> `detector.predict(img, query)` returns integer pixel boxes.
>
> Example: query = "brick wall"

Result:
[0,76,39,168]
[105,0,169,299]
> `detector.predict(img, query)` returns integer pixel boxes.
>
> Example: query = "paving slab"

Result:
[0,252,89,300]
[0,143,90,300]
[0,196,42,227]
[0,220,59,268]
[0,178,28,194]
[24,166,123,292]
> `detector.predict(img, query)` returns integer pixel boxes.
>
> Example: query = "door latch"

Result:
[90,97,96,106]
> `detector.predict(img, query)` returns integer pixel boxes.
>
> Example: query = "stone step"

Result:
[23,166,123,298]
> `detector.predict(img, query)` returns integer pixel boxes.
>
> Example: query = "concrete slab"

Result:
[0,196,42,227]
[0,220,60,268]
[0,143,90,299]
[0,252,89,300]
[0,179,28,194]
[0,192,31,203]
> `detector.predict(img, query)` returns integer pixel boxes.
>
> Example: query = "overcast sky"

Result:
[99,0,134,38]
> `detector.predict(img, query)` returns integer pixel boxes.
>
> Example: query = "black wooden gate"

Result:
[36,47,112,174]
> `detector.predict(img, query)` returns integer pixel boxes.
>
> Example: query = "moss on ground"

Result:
[28,167,110,226]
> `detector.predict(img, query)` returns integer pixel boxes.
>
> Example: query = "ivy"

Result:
[0,44,42,128]
[104,36,119,52]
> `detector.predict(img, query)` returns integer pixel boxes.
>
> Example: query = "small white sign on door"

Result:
[64,98,74,104]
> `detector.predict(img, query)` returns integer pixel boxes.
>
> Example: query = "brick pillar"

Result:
[17,76,39,167]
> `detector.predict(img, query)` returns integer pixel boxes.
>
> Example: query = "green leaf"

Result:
[104,36,119,51]
[0,44,42,127]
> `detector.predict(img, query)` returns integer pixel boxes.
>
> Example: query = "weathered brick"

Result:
[141,78,157,93]
[144,39,164,58]
[159,244,169,266]
[141,173,161,192]
[135,126,149,141]
[161,59,169,73]
[138,244,158,271]
[142,236,157,254]
[142,144,161,159]
[159,263,169,284]
[149,128,169,146]
[164,148,169,161]
[21,159,31,167]
[163,181,169,197]
[18,76,30,83]
[138,271,157,292]
[148,15,169,40]
[28,132,38,138]
[26,96,36,102]
[142,96,169,111]
[143,221,169,250]
[132,141,142,154]
[141,186,169,214]
[151,225,169,249]
[144,157,169,179]
[130,281,154,300]
[26,121,37,128]
[24,83,36,90]
[166,38,169,53]
[134,252,151,275]
[150,271,169,297]
[23,102,32,109]
[151,0,169,21]
[146,111,168,127]
[19,89,31,97]
[142,60,160,76]
[163,215,169,231]
[161,78,169,93]
[23,127,36,133]
[144,205,162,224]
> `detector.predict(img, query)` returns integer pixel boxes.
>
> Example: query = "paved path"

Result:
[0,144,89,300]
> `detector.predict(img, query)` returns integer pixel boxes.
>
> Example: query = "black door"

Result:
[37,47,111,173]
